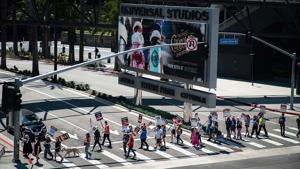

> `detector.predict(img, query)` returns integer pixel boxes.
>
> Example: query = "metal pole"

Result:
[134,72,142,105]
[183,83,192,123]
[250,53,255,86]
[13,78,21,163]
[290,53,297,110]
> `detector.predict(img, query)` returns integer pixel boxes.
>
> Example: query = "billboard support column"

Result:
[183,84,192,123]
[134,72,142,105]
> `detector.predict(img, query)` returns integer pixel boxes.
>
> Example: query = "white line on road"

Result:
[148,146,178,160]
[182,140,214,154]
[118,148,155,163]
[102,150,132,166]
[166,143,198,158]
[79,153,109,168]
[273,129,298,137]
[288,127,299,131]
[261,138,283,146]
[201,139,234,153]
[48,113,89,132]
[243,140,266,148]
[265,132,300,144]
[55,157,81,169]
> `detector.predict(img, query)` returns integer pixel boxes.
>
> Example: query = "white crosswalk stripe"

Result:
[119,148,155,163]
[243,139,266,148]
[56,157,81,169]
[265,132,300,144]
[167,143,198,158]
[182,140,214,154]
[201,140,234,152]
[102,150,132,166]
[288,127,299,131]
[261,138,283,146]
[148,146,178,160]
[273,129,297,137]
[79,153,109,168]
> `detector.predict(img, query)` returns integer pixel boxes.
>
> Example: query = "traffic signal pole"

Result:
[13,78,22,163]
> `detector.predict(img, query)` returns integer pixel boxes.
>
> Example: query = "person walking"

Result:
[122,125,132,156]
[169,120,177,143]
[92,127,102,151]
[225,117,232,140]
[207,115,212,135]
[44,136,53,160]
[236,118,243,140]
[251,115,259,138]
[297,115,300,138]
[231,116,237,139]
[33,139,42,164]
[176,125,183,145]
[279,113,286,136]
[258,115,268,137]
[84,133,92,159]
[126,133,136,159]
[22,135,32,159]
[191,128,200,149]
[101,121,112,148]
[162,125,167,148]
[139,123,149,150]
[244,115,250,137]
[54,137,63,163]
[154,125,163,149]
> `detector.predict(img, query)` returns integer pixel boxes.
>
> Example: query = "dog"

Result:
[61,147,80,157]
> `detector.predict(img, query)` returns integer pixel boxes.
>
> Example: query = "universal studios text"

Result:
[120,3,209,22]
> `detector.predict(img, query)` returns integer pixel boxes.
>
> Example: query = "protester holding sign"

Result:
[101,121,112,148]
[122,125,132,155]
[162,125,167,148]
[54,137,63,163]
[244,114,251,137]
[279,113,286,136]
[258,115,268,137]
[225,117,232,140]
[126,133,136,159]
[250,115,259,138]
[231,116,237,139]
[169,119,177,143]
[139,123,149,150]
[176,125,183,145]
[43,136,53,160]
[236,118,243,140]
[154,125,163,149]
[92,127,102,151]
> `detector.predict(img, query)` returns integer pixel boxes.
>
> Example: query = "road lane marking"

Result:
[48,113,89,132]
[55,157,81,169]
[288,127,299,131]
[148,146,177,160]
[102,150,132,166]
[273,129,297,137]
[166,143,198,158]
[200,139,234,153]
[264,132,300,144]
[261,139,283,146]
[79,153,109,168]
[243,139,266,148]
[182,140,214,154]
[118,148,154,163]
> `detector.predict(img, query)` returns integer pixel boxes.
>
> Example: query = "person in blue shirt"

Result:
[139,123,149,150]
[207,115,213,141]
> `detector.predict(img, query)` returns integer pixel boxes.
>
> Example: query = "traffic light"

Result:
[1,83,22,113]
[246,30,252,44]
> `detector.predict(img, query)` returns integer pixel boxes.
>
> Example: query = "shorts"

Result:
[171,129,176,135]
[156,139,161,144]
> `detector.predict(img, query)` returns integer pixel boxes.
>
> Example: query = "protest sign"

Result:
[155,115,162,126]
[138,114,143,123]
[191,118,197,128]
[57,133,70,142]
[210,111,218,121]
[121,117,129,127]
[280,104,287,113]
[95,112,103,121]
[47,126,57,137]
[223,108,231,117]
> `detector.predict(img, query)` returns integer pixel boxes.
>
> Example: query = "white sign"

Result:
[186,37,198,51]
[280,104,287,112]
[60,131,78,140]
[191,118,197,127]
[155,115,162,126]
[223,108,231,117]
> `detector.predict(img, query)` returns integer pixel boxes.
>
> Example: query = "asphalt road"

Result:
[171,153,300,169]
[1,70,300,169]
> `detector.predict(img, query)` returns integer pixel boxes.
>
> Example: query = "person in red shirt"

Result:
[126,133,136,159]
[101,121,112,148]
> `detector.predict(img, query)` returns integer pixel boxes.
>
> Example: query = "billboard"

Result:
[118,4,219,88]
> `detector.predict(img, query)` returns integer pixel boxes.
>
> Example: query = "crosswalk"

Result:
[3,127,298,169]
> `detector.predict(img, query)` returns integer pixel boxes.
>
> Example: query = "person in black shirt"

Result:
[279,113,286,136]
[43,136,53,160]
[54,137,63,163]
[33,139,42,164]
[92,127,102,151]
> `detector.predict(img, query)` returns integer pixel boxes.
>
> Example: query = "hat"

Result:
[133,21,142,31]
[150,30,161,41]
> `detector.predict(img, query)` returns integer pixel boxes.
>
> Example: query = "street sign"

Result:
[186,37,198,51]
[219,38,239,45]
[280,104,287,112]
[95,112,103,121]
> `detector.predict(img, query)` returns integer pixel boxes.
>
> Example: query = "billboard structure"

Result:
[118,3,219,88]
[118,3,219,107]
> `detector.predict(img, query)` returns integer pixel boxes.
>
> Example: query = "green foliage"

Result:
[101,0,118,24]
